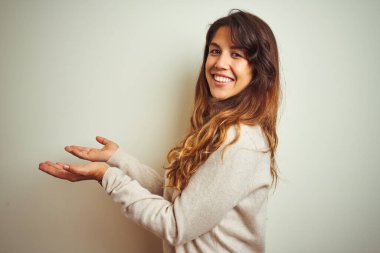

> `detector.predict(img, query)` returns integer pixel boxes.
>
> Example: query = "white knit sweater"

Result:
[102,124,272,253]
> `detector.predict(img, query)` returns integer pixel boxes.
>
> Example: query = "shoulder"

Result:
[224,124,268,152]
[222,125,272,186]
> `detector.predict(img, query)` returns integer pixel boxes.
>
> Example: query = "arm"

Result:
[101,136,269,246]
[62,135,164,193]
[106,148,164,195]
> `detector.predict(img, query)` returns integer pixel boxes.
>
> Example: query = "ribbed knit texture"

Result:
[102,124,271,253]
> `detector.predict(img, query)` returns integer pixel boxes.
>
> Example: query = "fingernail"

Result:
[63,164,69,169]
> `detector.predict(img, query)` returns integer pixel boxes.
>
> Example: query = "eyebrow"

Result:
[209,42,244,50]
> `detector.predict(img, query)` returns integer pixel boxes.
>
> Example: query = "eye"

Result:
[231,52,243,58]
[209,49,221,55]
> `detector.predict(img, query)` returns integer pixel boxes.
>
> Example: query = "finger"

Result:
[65,146,92,160]
[56,162,73,172]
[39,161,85,182]
[96,136,112,145]
[56,162,66,167]
[62,163,90,177]
[65,145,90,153]
[48,161,87,181]
[46,161,71,173]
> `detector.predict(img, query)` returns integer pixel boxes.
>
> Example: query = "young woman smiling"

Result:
[206,26,253,100]
[39,9,281,253]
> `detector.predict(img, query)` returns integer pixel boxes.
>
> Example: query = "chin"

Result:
[210,91,230,101]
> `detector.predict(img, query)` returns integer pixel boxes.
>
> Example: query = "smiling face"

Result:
[205,26,253,101]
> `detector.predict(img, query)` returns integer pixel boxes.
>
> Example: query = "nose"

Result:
[214,52,230,70]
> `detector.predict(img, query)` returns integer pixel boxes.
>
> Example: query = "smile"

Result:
[213,74,234,83]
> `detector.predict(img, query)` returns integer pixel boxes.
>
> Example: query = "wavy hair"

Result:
[165,10,281,191]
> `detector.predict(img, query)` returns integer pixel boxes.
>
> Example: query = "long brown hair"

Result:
[165,9,281,191]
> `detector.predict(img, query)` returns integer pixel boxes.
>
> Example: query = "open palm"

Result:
[39,161,108,182]
[64,136,119,162]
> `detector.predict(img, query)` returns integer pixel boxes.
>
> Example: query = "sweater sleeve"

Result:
[101,131,269,246]
[106,148,164,195]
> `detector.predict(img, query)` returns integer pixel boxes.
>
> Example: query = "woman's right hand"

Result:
[64,136,119,162]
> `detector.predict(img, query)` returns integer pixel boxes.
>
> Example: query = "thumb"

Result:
[96,136,111,145]
[63,164,87,176]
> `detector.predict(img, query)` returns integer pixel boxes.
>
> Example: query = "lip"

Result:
[211,74,235,87]
[212,73,235,81]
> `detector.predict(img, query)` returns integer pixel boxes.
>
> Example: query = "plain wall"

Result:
[1,0,379,252]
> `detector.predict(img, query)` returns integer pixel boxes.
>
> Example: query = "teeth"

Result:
[213,75,233,83]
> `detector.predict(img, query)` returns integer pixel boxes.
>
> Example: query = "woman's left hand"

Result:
[39,161,109,183]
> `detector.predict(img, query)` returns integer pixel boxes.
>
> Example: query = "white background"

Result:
[0,0,379,252]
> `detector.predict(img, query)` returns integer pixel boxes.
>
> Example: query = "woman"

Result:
[39,9,280,253]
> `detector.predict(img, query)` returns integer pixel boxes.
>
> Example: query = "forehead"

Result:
[210,26,244,50]
[209,26,245,51]
[211,26,233,45]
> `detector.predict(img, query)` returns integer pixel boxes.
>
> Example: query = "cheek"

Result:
[240,65,253,83]
[205,60,215,84]
[245,70,253,83]
[205,58,212,73]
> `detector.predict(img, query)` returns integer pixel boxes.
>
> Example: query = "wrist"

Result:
[95,163,109,182]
